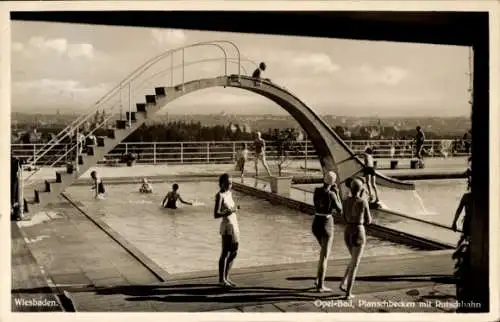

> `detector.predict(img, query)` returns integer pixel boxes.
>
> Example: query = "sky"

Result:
[11,21,472,117]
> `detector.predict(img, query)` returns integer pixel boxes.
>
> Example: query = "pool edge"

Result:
[61,192,171,282]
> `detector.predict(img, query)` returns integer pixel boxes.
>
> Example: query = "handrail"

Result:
[23,100,122,182]
[13,139,470,168]
[26,41,241,167]
[23,43,245,181]
[134,57,257,92]
[26,42,227,165]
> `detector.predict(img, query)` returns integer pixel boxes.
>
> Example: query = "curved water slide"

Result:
[151,75,415,191]
[20,41,413,215]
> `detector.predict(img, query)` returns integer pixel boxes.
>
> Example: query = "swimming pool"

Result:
[66,181,421,274]
[294,179,467,227]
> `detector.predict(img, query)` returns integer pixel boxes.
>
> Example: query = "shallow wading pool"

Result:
[66,181,422,274]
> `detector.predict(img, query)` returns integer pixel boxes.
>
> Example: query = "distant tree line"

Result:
[12,120,469,144]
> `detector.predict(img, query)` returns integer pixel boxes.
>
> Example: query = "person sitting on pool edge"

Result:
[162,183,193,209]
[139,178,153,193]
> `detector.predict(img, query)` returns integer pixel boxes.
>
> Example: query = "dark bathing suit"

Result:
[363,166,375,176]
[312,187,339,241]
[97,179,105,194]
[416,132,425,158]
[255,139,264,155]
[164,192,178,209]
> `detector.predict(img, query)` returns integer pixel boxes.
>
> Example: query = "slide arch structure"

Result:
[22,73,414,215]
[158,75,415,191]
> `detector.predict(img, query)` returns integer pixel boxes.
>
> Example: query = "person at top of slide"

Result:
[252,62,268,78]
[162,183,193,209]
[235,143,249,178]
[214,173,241,288]
[90,170,105,199]
[139,178,153,193]
[253,131,272,177]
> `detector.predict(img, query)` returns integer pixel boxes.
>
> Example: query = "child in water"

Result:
[90,170,105,199]
[162,183,193,209]
[139,178,153,193]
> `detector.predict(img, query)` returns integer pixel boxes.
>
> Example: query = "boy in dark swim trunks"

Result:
[90,170,105,199]
[253,131,272,177]
[414,126,426,167]
[162,183,193,209]
[355,147,379,204]
[252,62,269,86]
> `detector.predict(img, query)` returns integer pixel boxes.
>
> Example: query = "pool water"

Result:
[295,179,467,227]
[66,181,421,274]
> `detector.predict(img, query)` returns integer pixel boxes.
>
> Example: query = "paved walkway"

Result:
[11,195,163,312]
[24,157,467,184]
[67,251,456,312]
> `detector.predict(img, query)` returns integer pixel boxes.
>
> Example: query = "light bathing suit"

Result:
[217,191,240,244]
[235,150,248,171]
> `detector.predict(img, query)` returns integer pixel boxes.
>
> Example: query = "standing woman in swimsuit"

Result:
[312,171,343,292]
[340,177,372,299]
[214,173,240,287]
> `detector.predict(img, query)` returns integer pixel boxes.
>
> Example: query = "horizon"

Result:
[12,21,472,118]
[10,110,471,119]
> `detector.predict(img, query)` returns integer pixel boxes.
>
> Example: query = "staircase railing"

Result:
[23,40,245,183]
[24,41,241,165]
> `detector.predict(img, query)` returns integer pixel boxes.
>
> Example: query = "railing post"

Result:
[207,142,210,163]
[128,83,132,128]
[170,53,174,87]
[153,143,156,164]
[305,136,308,175]
[180,143,184,164]
[32,144,36,167]
[181,48,185,92]
[76,128,79,172]
[125,143,128,155]
[18,163,24,219]
[232,142,236,162]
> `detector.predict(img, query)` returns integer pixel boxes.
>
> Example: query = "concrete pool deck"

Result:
[12,158,463,312]
[12,198,457,312]
[23,156,468,185]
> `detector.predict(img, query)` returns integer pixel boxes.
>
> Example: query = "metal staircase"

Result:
[19,41,248,216]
